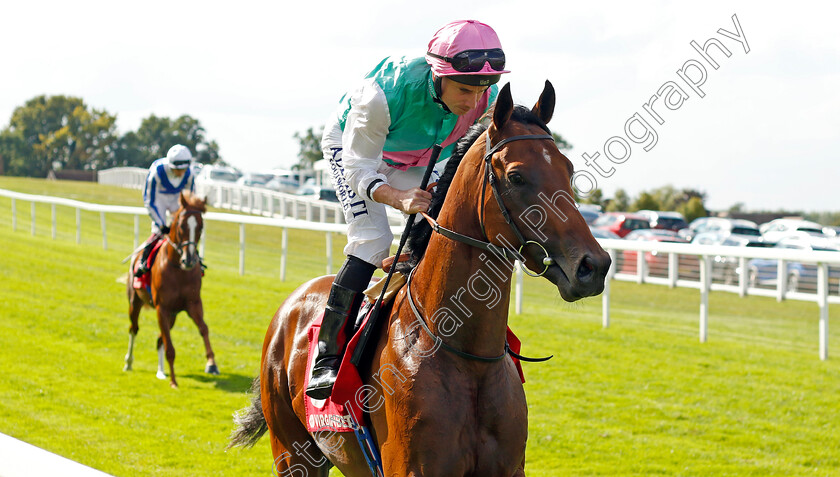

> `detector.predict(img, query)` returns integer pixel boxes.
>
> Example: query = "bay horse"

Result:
[230,81,610,475]
[124,191,219,388]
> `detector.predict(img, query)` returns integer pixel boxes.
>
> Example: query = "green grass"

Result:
[1,178,840,476]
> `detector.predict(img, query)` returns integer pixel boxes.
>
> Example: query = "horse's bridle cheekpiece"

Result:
[165,209,202,263]
[411,131,557,363]
[420,132,557,277]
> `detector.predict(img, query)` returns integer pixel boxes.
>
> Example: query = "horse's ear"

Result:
[532,80,555,124]
[493,83,513,131]
[179,191,187,207]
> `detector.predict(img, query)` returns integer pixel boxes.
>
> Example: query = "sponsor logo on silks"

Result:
[308,413,356,431]
[329,152,369,217]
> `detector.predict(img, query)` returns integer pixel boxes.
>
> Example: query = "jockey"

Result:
[134,144,196,277]
[307,20,510,399]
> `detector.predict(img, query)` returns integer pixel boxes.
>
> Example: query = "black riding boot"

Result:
[306,255,375,399]
[134,241,155,277]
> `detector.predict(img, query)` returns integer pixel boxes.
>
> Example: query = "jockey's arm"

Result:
[143,165,168,229]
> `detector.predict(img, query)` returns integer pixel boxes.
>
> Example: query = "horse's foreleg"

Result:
[156,308,178,388]
[156,336,167,379]
[125,289,143,371]
[187,300,219,375]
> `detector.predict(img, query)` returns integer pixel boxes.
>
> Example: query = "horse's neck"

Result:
[410,183,514,358]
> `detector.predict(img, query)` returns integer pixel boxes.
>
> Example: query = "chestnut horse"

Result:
[230,82,610,475]
[124,191,219,388]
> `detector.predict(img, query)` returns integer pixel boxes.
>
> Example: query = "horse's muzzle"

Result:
[548,250,611,302]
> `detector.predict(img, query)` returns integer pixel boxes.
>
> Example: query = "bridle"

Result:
[420,131,557,277]
[164,209,202,264]
[409,131,556,363]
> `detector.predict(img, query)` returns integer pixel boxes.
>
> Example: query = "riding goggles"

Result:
[426,48,506,73]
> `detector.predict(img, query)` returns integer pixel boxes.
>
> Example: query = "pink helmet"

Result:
[426,20,510,86]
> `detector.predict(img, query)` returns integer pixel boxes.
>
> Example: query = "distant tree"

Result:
[293,126,324,172]
[552,132,572,151]
[110,114,222,169]
[0,95,118,177]
[631,191,660,212]
[728,202,746,214]
[649,185,679,211]
[677,196,707,222]
[578,188,603,207]
[606,189,630,212]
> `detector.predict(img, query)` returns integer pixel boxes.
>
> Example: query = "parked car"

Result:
[679,217,760,242]
[636,210,688,231]
[589,226,621,240]
[592,212,650,238]
[692,232,773,285]
[617,229,699,279]
[822,226,840,237]
[577,204,602,225]
[678,216,713,241]
[195,165,242,184]
[296,185,339,203]
[747,236,840,293]
[759,218,825,243]
[236,172,274,188]
[264,176,300,194]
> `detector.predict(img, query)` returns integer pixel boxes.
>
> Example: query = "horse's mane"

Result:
[394,105,550,273]
[180,191,207,213]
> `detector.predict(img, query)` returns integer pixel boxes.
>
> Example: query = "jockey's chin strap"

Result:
[418,132,557,277]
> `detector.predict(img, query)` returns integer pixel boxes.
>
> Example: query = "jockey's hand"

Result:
[160,225,171,235]
[373,184,432,215]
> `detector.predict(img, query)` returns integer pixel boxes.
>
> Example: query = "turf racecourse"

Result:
[1,178,839,476]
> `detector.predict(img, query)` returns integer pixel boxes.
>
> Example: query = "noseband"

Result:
[421,132,556,277]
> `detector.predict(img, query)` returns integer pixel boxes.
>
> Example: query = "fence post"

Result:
[636,250,646,284]
[280,227,288,281]
[76,208,81,244]
[239,223,245,276]
[603,249,616,328]
[326,232,333,275]
[668,252,678,288]
[739,256,748,297]
[31,201,36,236]
[51,204,56,239]
[699,255,710,343]
[100,211,107,250]
[777,259,786,302]
[200,221,206,258]
[134,215,140,251]
[818,263,828,360]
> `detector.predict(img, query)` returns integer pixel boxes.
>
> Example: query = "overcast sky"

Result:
[1,0,837,212]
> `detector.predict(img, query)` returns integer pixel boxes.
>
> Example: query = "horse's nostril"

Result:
[577,256,595,281]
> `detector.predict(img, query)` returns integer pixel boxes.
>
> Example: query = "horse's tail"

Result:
[227,376,268,449]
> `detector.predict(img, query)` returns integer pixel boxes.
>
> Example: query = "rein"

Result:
[406,268,552,363]
[405,132,561,364]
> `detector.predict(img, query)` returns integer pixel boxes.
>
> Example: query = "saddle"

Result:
[131,239,165,290]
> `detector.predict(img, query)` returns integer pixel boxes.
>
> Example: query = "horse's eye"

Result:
[508,171,526,186]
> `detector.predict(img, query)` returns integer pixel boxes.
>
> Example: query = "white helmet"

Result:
[167,144,193,169]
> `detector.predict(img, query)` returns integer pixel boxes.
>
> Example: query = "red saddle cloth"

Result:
[131,239,164,290]
[303,306,526,433]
